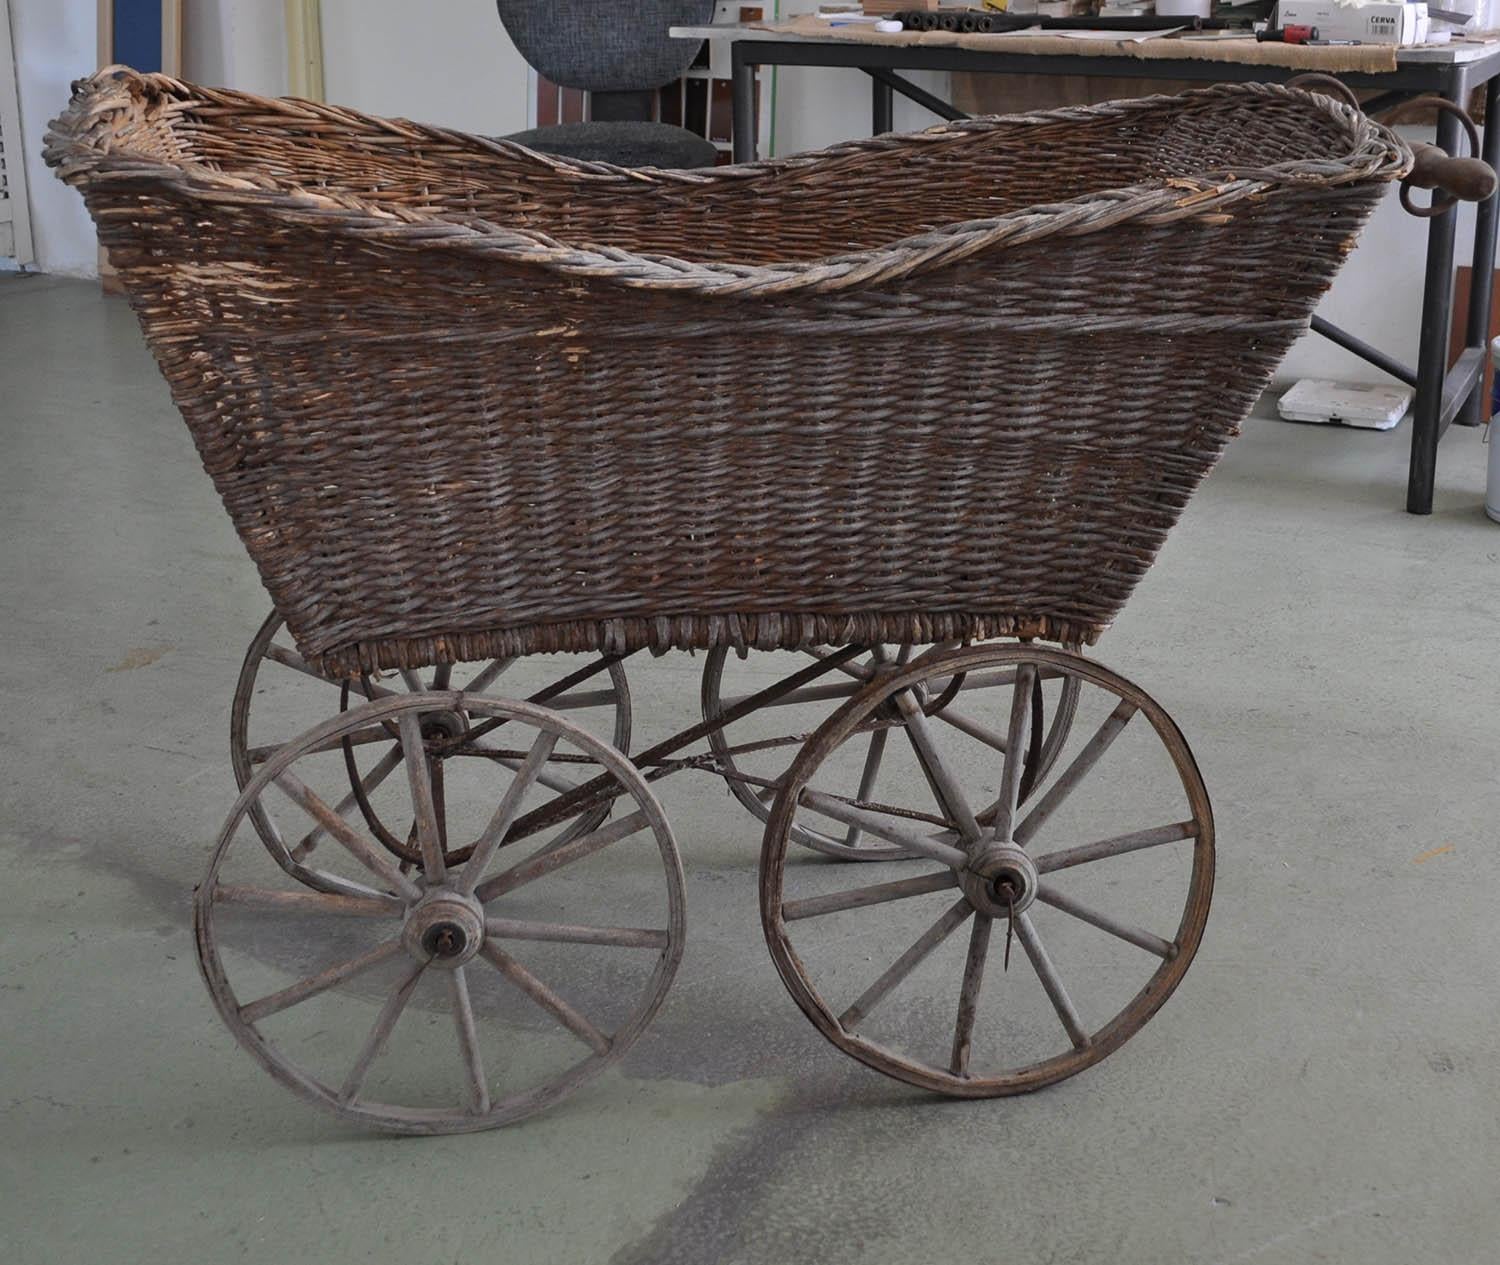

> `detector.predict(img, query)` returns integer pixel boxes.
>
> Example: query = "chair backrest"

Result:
[496,0,716,92]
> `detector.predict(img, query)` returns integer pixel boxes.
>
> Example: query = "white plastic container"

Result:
[1489,337,1500,522]
[1156,0,1213,15]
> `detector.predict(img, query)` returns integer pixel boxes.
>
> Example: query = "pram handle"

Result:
[1404,144,1497,210]
[1284,78,1496,217]
[1383,96,1496,217]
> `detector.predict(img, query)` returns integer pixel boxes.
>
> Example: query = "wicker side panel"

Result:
[90,178,1384,672]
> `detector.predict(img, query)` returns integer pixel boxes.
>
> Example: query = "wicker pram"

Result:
[47,69,1428,1134]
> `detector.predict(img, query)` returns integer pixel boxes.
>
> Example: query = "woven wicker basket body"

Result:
[47,69,1408,675]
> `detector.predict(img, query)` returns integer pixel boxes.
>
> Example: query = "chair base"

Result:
[504,120,720,169]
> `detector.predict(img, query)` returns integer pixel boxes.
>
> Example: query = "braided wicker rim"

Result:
[45,66,1410,300]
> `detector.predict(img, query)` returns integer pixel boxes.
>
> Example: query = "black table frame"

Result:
[729,38,1500,514]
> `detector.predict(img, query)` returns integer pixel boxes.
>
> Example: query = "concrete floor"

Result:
[3,272,1498,1265]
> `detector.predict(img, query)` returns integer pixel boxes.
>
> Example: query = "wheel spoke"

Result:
[448,967,490,1114]
[895,696,981,842]
[432,663,453,691]
[239,939,404,1024]
[797,789,966,869]
[263,642,338,687]
[431,757,450,853]
[1014,912,1089,1049]
[484,918,669,949]
[440,654,618,747]
[781,870,959,921]
[399,669,425,693]
[927,667,1065,696]
[993,664,1037,843]
[474,808,651,902]
[339,957,427,1104]
[273,769,423,901]
[544,687,623,712]
[458,730,560,894]
[720,678,864,712]
[803,647,872,681]
[842,728,889,851]
[292,743,404,861]
[1034,822,1198,874]
[933,705,1008,755]
[247,724,392,765]
[397,712,446,882]
[478,943,610,1055]
[950,913,994,1076]
[839,898,973,1031]
[1014,700,1136,847]
[452,741,582,796]
[465,657,515,694]
[214,884,403,917]
[1036,884,1177,959]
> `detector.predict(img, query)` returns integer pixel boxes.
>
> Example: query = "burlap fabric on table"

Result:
[757,16,1396,112]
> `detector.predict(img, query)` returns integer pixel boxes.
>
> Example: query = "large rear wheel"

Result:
[760,643,1212,1096]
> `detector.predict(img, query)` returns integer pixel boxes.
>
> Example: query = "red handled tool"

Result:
[1257,24,1320,43]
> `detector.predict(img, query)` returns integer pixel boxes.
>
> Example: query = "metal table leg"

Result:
[873,75,895,134]
[1408,96,1465,515]
[1460,75,1500,428]
[732,45,758,163]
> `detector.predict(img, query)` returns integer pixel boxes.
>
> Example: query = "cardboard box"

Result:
[1276,0,1429,43]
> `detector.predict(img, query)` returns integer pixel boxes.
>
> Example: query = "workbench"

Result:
[678,23,1500,515]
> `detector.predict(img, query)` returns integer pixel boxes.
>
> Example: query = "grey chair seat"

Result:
[504,120,719,169]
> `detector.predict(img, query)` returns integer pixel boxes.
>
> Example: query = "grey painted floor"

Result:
[2,272,1498,1265]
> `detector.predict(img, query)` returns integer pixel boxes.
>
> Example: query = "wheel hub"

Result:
[402,889,484,968]
[962,844,1039,919]
[419,709,469,748]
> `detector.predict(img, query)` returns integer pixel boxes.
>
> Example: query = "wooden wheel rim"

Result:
[701,642,1082,862]
[200,691,684,1135]
[759,644,1213,1098]
[230,611,633,875]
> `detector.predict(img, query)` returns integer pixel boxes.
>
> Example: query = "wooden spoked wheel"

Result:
[198,692,684,1135]
[230,611,631,876]
[761,643,1213,1097]
[701,643,1080,861]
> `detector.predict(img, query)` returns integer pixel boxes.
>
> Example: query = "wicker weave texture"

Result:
[46,70,1408,675]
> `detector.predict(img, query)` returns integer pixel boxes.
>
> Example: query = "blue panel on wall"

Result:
[112,0,164,73]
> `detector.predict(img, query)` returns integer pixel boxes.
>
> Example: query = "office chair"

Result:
[498,0,721,168]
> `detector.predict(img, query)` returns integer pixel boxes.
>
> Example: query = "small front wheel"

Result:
[760,644,1213,1097]
[198,691,683,1135]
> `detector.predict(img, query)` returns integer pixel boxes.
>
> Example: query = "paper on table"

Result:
[996,24,1186,39]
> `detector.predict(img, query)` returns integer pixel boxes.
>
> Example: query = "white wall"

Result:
[321,0,528,134]
[11,0,98,276]
[771,62,950,156]
[182,0,285,98]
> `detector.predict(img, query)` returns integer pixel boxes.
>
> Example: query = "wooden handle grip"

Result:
[1408,143,1497,203]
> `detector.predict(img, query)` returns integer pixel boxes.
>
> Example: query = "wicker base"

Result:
[312,610,1103,678]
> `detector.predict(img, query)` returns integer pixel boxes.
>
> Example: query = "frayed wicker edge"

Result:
[308,611,1106,679]
[43,69,1412,300]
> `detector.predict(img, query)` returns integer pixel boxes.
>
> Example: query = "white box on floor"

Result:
[1277,379,1412,430]
[1276,0,1428,44]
